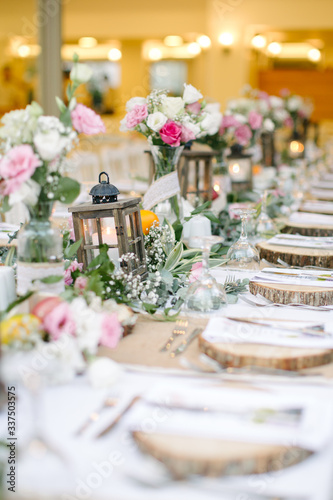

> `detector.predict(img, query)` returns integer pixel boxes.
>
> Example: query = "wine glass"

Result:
[226,208,260,270]
[185,235,227,313]
[256,189,277,237]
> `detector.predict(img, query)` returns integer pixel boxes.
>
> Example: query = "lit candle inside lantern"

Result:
[228,160,251,182]
[92,227,120,268]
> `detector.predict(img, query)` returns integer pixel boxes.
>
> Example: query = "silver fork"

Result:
[160,319,188,352]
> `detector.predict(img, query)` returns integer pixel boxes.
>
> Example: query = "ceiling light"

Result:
[197,35,211,49]
[267,42,282,55]
[251,34,266,49]
[164,35,183,47]
[78,37,98,48]
[108,48,122,61]
[148,47,163,61]
[187,42,201,55]
[308,48,321,62]
[218,32,234,47]
[17,45,31,57]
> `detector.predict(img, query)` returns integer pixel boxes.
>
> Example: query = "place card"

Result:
[251,267,333,288]
[289,212,333,227]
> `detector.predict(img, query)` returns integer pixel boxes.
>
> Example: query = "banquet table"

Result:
[2,268,333,500]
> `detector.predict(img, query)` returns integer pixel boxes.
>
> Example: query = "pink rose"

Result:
[181,125,196,143]
[186,102,201,114]
[43,302,76,341]
[71,104,106,135]
[189,261,203,283]
[284,116,294,128]
[99,313,123,349]
[125,104,148,129]
[74,276,88,292]
[248,110,263,130]
[159,120,182,147]
[0,145,41,195]
[235,125,252,146]
[64,259,84,286]
[258,91,269,101]
[222,115,240,129]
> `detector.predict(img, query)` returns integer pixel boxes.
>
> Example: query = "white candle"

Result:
[92,228,120,268]
[228,159,251,182]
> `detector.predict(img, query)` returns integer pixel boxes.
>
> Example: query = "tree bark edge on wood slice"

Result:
[199,335,333,371]
[249,280,333,306]
[281,224,333,237]
[256,240,333,268]
[132,431,312,479]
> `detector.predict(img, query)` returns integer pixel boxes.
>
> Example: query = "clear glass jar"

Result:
[150,145,184,224]
[17,202,64,295]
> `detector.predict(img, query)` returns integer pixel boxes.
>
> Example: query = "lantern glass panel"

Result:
[228,159,251,182]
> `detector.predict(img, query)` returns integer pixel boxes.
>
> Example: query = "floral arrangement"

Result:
[0,56,105,213]
[280,89,313,127]
[120,84,206,146]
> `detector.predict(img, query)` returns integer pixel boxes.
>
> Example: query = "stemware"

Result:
[256,189,277,237]
[226,208,260,270]
[185,235,227,313]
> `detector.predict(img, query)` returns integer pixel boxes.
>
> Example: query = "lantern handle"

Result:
[99,171,110,184]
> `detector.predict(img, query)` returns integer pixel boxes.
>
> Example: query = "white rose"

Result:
[70,63,93,84]
[161,96,185,119]
[147,112,168,132]
[34,129,69,161]
[182,120,201,138]
[205,102,221,114]
[125,97,147,112]
[287,96,303,111]
[263,118,275,132]
[200,111,222,136]
[257,100,269,115]
[233,113,247,125]
[87,358,123,389]
[183,83,203,104]
[269,96,283,108]
[273,108,289,123]
[9,179,41,207]
[119,116,129,132]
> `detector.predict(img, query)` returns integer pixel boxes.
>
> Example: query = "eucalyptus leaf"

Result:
[191,201,211,215]
[226,293,238,304]
[64,238,83,259]
[53,176,81,204]
[38,275,64,284]
[1,196,11,213]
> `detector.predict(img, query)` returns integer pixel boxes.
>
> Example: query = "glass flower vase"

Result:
[17,202,65,296]
[150,145,184,224]
[213,149,231,196]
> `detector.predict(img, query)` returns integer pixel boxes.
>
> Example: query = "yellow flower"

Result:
[1,314,42,345]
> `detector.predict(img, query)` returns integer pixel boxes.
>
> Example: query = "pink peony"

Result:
[248,110,263,130]
[258,91,269,101]
[235,125,252,146]
[189,261,203,283]
[181,125,196,143]
[43,302,76,341]
[99,313,123,349]
[0,145,41,195]
[159,120,182,147]
[74,276,88,292]
[186,102,201,114]
[125,104,148,129]
[64,259,84,286]
[284,116,294,128]
[71,104,106,135]
[222,115,240,129]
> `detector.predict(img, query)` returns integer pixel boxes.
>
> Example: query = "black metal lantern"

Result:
[227,144,252,192]
[89,172,120,204]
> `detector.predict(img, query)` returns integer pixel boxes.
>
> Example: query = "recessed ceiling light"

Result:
[17,45,31,57]
[108,48,122,61]
[78,37,98,48]
[197,35,211,49]
[218,32,234,47]
[251,34,266,49]
[187,42,201,55]
[308,48,321,62]
[148,47,163,61]
[267,42,282,55]
[164,35,183,47]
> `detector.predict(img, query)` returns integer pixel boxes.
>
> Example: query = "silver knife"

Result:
[170,328,203,357]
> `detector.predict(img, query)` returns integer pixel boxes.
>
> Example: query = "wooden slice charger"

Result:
[199,335,333,371]
[249,280,333,306]
[133,432,311,479]
[281,221,333,237]
[256,239,333,268]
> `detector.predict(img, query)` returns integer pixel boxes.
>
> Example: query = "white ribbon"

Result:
[142,171,180,211]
